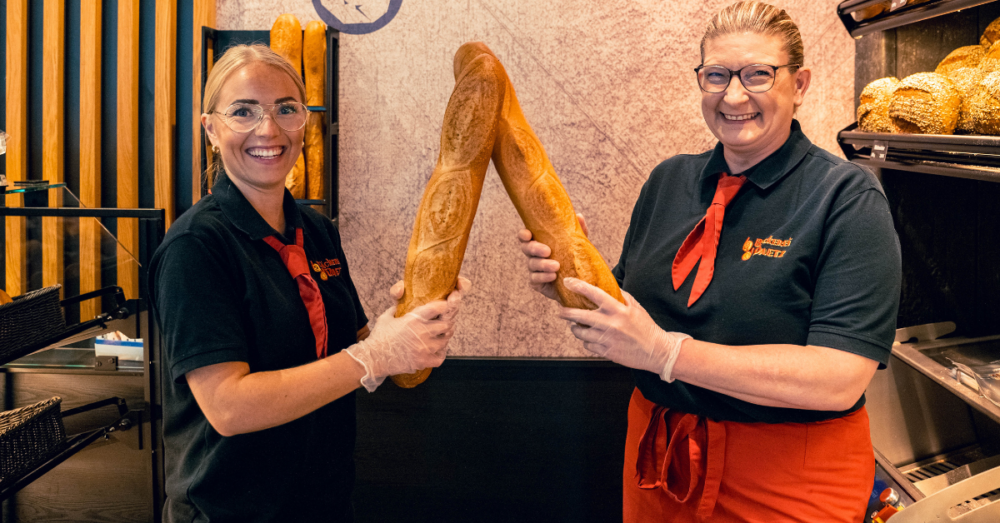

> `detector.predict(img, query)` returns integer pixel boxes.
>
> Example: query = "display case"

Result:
[837,1,1000,520]
[0,185,166,522]
[200,26,341,225]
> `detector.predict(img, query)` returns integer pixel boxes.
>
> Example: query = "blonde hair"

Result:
[700,1,804,69]
[202,44,306,187]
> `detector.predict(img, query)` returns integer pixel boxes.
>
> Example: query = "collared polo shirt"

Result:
[150,175,367,522]
[612,120,901,424]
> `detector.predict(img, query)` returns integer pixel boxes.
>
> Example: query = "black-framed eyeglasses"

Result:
[211,102,309,133]
[694,63,801,93]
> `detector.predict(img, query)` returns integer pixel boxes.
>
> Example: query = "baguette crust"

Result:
[285,151,306,198]
[464,42,624,309]
[303,21,326,106]
[390,50,506,388]
[272,14,305,196]
[270,14,302,75]
[303,22,326,201]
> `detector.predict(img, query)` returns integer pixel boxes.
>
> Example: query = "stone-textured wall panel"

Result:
[216,0,854,358]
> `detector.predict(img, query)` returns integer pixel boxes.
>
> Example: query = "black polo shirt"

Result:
[150,175,368,522]
[613,120,901,424]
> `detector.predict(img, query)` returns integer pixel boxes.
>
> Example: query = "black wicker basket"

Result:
[0,285,66,366]
[0,397,67,488]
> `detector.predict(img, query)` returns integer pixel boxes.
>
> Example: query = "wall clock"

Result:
[312,0,403,34]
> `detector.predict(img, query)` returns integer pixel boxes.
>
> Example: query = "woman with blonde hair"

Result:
[520,2,900,521]
[151,44,469,522]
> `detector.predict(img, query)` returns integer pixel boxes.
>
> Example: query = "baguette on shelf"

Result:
[304,21,326,203]
[270,14,307,198]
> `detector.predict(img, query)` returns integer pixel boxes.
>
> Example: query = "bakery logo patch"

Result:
[742,236,792,261]
[311,258,342,280]
[312,0,402,35]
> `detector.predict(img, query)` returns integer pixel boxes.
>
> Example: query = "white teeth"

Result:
[247,147,283,159]
[723,113,758,121]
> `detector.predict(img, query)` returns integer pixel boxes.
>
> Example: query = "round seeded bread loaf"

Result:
[888,72,960,135]
[936,45,986,76]
[982,16,1000,48]
[858,77,900,133]
[969,71,1000,135]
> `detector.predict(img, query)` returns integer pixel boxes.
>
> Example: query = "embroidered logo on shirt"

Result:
[741,236,792,261]
[311,258,342,280]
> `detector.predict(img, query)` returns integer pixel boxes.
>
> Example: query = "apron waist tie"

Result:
[635,406,726,521]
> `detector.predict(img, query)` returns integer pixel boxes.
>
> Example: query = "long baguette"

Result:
[285,152,306,198]
[304,21,326,203]
[390,48,507,388]
[271,14,305,197]
[463,42,624,309]
[270,14,302,76]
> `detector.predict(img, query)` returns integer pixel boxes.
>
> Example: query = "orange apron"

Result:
[623,388,874,523]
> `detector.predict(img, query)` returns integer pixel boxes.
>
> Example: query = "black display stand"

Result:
[0,205,166,522]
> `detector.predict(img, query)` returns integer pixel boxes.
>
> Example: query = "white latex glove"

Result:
[517,214,589,301]
[557,277,691,382]
[346,277,470,392]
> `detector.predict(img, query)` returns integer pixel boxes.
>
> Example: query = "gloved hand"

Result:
[557,277,691,382]
[517,214,589,301]
[346,277,470,392]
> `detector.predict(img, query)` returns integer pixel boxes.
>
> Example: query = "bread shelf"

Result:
[837,123,1000,182]
[838,0,998,37]
[0,397,134,501]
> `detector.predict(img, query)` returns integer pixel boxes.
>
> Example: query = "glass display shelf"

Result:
[1,182,68,194]
[838,0,998,37]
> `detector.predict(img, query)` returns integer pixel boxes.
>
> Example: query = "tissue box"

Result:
[94,338,144,361]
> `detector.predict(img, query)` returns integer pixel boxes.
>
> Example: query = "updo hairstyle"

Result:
[700,1,805,71]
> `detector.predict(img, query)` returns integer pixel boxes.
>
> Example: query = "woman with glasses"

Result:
[520,2,900,521]
[150,44,468,522]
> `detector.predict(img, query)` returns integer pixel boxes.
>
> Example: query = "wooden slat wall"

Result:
[42,0,65,294]
[155,0,176,229]
[4,0,28,297]
[79,0,103,320]
[192,0,215,204]
[3,0,214,305]
[117,0,140,300]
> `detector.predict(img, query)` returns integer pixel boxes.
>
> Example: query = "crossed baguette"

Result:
[391,42,624,389]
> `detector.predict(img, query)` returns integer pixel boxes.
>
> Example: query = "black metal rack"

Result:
[0,397,133,503]
[837,123,1000,183]
[838,0,998,37]
[0,205,167,521]
[200,27,341,226]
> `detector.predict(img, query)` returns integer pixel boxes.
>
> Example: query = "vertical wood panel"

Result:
[5,0,29,297]
[155,0,176,228]
[191,0,215,204]
[42,0,65,293]
[79,0,103,320]
[117,0,139,300]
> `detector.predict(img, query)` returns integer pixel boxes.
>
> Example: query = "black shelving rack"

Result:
[0,205,167,521]
[838,0,998,37]
[838,123,1000,183]
[200,27,341,226]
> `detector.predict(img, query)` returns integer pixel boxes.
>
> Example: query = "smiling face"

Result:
[202,63,305,194]
[700,32,810,173]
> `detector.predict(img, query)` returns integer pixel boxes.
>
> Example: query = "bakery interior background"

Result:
[221,0,855,357]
